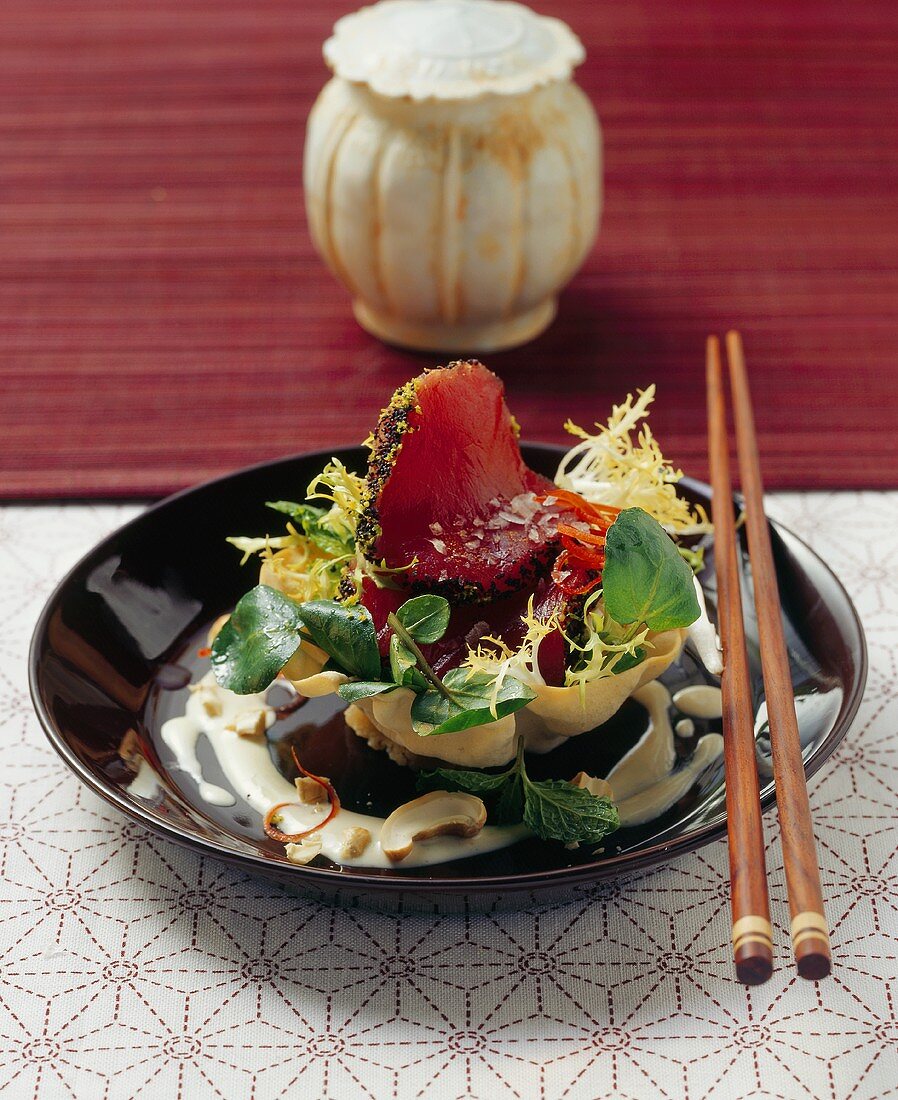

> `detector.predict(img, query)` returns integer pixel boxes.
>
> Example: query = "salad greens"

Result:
[211,585,306,695]
[212,507,700,724]
[265,500,354,559]
[419,738,620,846]
[289,600,381,681]
[211,589,536,736]
[212,381,710,853]
[602,508,700,632]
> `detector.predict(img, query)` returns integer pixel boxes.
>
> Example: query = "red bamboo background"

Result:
[2,0,897,498]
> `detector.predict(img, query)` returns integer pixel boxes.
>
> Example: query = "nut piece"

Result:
[571,771,613,799]
[379,791,487,863]
[284,835,323,865]
[230,709,268,738]
[196,689,223,719]
[294,776,329,804]
[338,826,372,859]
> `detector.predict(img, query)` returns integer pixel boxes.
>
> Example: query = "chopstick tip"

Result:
[725,329,744,353]
[736,955,774,986]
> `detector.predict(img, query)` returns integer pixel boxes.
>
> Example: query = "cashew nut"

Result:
[379,791,487,863]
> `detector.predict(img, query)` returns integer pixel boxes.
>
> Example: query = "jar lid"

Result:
[323,0,585,101]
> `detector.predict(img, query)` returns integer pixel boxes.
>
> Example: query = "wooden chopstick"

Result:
[706,335,774,985]
[725,330,832,980]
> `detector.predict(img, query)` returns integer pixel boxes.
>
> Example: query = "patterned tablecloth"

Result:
[2,494,895,1100]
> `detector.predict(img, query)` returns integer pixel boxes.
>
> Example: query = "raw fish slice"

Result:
[356,360,567,602]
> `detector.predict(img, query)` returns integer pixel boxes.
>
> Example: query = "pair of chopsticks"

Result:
[707,331,831,985]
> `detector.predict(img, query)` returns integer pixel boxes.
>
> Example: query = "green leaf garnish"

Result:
[294,600,382,681]
[609,646,646,675]
[337,681,397,703]
[602,508,700,632]
[522,778,620,844]
[211,585,304,694]
[677,543,706,574]
[389,634,429,691]
[266,500,354,558]
[410,669,536,736]
[419,738,619,845]
[394,594,450,644]
[418,766,509,795]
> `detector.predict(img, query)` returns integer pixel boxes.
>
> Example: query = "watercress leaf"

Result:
[603,508,701,632]
[294,600,382,681]
[416,766,510,795]
[522,779,620,845]
[395,594,450,644]
[410,670,536,736]
[389,634,429,691]
[338,681,397,702]
[211,584,304,695]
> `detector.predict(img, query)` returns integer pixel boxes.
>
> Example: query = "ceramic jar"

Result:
[304,0,601,353]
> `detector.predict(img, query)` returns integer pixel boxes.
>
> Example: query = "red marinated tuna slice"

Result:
[355,360,567,603]
[358,577,569,687]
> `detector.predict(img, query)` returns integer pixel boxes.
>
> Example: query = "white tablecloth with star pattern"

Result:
[1,495,895,1100]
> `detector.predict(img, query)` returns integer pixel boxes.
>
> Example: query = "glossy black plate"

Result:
[29,446,867,911]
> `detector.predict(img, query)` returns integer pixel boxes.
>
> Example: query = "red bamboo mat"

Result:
[2,0,897,498]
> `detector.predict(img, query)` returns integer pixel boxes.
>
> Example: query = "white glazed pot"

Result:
[303,0,601,353]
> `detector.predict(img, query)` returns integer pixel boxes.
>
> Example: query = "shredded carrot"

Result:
[263,749,341,844]
[556,523,607,549]
[536,487,619,597]
[197,647,212,658]
[538,488,620,526]
[561,544,605,570]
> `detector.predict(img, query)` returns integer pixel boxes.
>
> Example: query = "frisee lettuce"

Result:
[555,385,711,537]
[305,458,366,536]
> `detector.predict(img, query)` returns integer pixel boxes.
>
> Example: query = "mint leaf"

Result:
[338,681,397,703]
[410,669,536,736]
[418,766,510,795]
[211,585,304,694]
[418,740,619,844]
[603,508,700,632]
[395,594,450,644]
[522,778,620,844]
[266,499,326,523]
[294,600,382,681]
[494,770,526,825]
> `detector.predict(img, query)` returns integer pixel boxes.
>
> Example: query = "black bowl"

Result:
[29,446,867,911]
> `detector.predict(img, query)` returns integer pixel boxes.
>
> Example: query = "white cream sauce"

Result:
[606,682,675,801]
[161,667,725,867]
[672,684,724,720]
[675,718,695,739]
[161,674,526,868]
[162,713,236,807]
[614,734,724,827]
[686,574,723,674]
[605,681,724,827]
